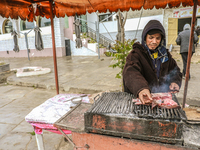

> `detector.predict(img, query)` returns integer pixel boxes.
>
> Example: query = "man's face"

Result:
[146,33,162,50]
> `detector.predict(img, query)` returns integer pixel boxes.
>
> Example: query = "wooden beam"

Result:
[182,0,197,108]
[49,0,59,94]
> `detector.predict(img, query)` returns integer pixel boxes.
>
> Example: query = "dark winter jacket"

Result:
[176,24,199,54]
[123,20,182,97]
[195,27,200,36]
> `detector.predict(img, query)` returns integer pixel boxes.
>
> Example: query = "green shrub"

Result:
[88,38,96,43]
[81,32,88,39]
[99,44,106,48]
[104,52,112,57]
[109,39,136,79]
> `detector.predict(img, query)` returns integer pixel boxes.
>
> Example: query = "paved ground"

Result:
[0,84,73,150]
[4,56,122,94]
[1,53,200,106]
[0,52,200,150]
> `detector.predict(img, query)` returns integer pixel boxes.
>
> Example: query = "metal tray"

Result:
[54,102,92,132]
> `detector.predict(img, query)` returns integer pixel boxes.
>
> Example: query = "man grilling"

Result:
[123,20,182,104]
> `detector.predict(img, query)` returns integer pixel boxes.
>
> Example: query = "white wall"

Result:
[0,17,65,52]
[99,21,117,33]
[70,40,98,56]
[87,13,163,42]
[98,15,163,34]
[125,15,163,31]
[87,13,98,30]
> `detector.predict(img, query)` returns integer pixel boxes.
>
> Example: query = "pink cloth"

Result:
[30,122,72,135]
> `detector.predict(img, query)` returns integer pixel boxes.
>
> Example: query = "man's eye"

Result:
[156,37,161,40]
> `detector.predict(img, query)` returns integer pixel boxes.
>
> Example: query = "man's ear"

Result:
[144,34,147,42]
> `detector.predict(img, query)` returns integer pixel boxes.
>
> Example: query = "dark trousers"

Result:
[181,52,193,78]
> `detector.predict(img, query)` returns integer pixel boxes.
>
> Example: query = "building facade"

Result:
[0,6,199,58]
[0,16,76,58]
[86,6,200,47]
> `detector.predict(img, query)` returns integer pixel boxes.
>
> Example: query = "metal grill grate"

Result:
[88,92,187,121]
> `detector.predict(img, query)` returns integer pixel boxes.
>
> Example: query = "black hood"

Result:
[141,20,166,47]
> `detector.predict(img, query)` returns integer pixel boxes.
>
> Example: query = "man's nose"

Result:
[152,38,157,43]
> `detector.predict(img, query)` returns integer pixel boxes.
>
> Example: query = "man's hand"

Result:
[138,89,152,104]
[169,82,180,93]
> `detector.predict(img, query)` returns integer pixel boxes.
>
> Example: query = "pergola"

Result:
[0,0,199,107]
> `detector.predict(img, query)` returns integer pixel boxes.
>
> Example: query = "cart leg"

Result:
[35,133,45,150]
[34,126,45,150]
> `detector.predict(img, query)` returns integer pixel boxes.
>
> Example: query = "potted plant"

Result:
[87,38,97,52]
[98,44,107,56]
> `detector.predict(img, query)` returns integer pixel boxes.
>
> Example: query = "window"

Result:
[38,17,51,27]
[4,19,13,34]
[20,20,35,31]
[99,13,113,22]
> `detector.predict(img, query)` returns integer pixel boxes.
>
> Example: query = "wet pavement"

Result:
[1,54,200,106]
[0,84,73,150]
[0,53,200,149]
[4,56,122,94]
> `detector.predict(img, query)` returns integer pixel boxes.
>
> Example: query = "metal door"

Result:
[65,39,71,56]
[168,18,178,45]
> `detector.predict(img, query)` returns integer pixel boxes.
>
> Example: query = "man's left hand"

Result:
[169,83,180,93]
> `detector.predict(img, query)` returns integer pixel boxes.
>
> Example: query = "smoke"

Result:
[151,67,180,93]
[151,84,169,93]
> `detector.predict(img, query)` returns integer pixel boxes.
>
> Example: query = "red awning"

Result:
[0,0,197,21]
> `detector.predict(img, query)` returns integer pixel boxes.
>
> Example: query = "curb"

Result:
[7,75,121,94]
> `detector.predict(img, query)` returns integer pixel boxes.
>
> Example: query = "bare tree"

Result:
[118,11,127,44]
[74,19,82,48]
[115,11,127,92]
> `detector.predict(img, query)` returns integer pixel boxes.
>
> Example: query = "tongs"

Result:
[168,85,180,93]
[169,89,179,93]
[65,94,88,103]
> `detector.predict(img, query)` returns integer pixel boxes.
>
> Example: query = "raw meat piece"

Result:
[132,98,143,105]
[132,98,152,105]
[151,92,179,109]
[152,99,162,108]
[132,92,179,109]
[155,98,180,109]
[151,92,172,99]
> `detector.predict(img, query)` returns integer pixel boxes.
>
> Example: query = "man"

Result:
[195,26,200,36]
[195,26,200,47]
[176,24,199,79]
[123,20,182,104]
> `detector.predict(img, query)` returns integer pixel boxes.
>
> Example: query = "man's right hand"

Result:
[138,89,152,104]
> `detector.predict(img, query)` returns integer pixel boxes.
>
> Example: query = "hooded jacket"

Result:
[123,20,182,97]
[176,24,199,53]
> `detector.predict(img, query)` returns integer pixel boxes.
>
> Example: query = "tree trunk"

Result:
[117,11,127,91]
[121,27,125,44]
[121,78,124,92]
[118,11,127,44]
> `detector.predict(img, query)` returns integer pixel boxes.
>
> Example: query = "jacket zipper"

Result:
[145,51,154,69]
[158,62,162,83]
[145,51,159,85]
[155,59,157,69]
[155,59,159,83]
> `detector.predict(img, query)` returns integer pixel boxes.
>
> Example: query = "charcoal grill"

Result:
[84,92,187,144]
